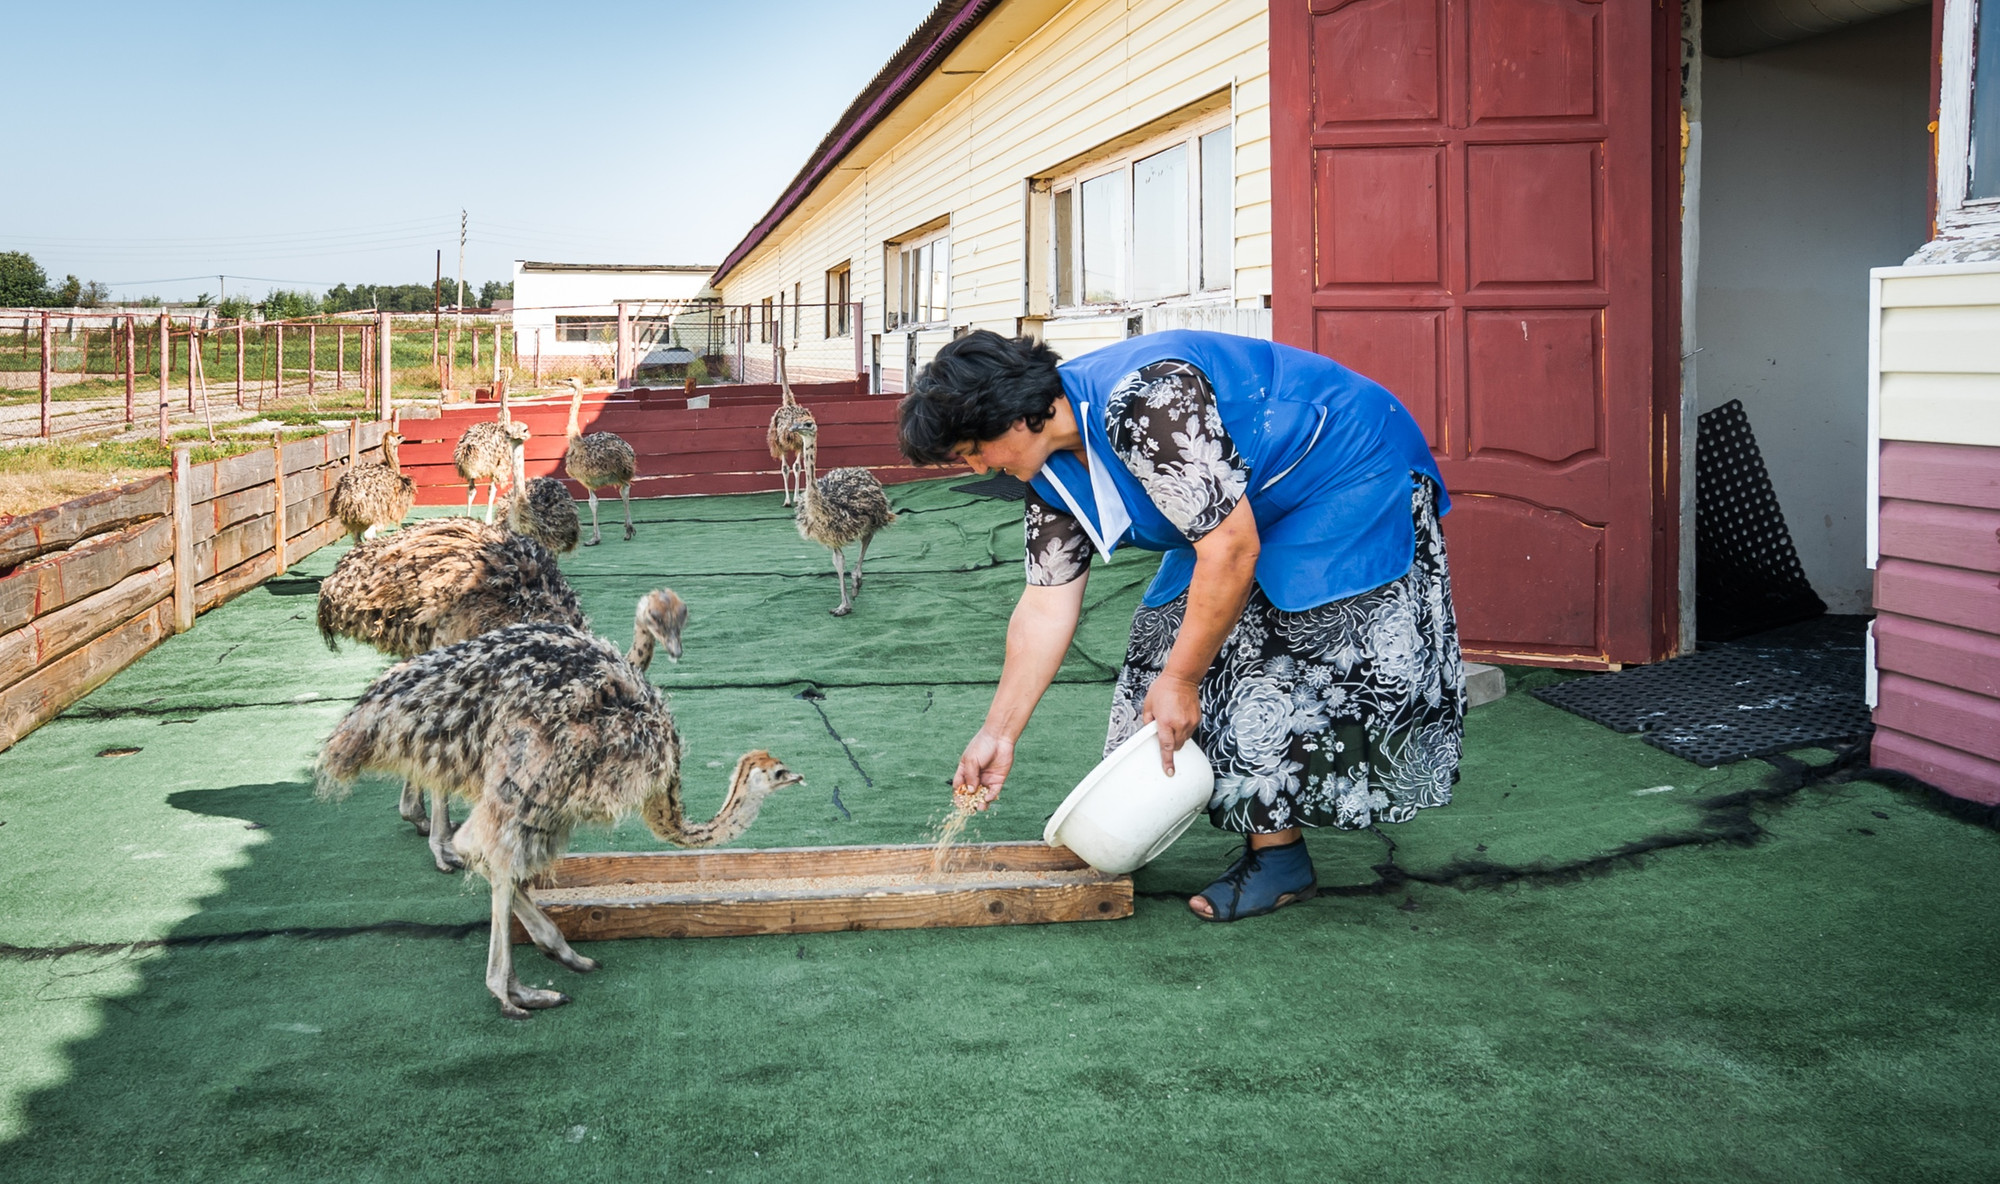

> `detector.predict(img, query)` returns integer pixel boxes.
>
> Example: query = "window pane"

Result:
[928,235,950,321]
[1133,145,1189,300]
[1974,0,2000,199]
[1054,188,1075,306]
[1201,126,1234,289]
[1080,171,1126,303]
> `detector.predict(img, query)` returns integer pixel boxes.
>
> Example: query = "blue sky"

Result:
[0,0,938,302]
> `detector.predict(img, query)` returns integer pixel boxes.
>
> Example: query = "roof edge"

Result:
[519,262,717,273]
[711,0,1004,285]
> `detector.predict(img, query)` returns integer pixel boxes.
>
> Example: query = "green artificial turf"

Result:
[0,477,1996,1182]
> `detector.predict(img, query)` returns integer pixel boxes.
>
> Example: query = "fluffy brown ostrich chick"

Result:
[317,591,804,1019]
[316,517,585,870]
[455,405,532,523]
[330,432,415,543]
[501,442,581,555]
[795,430,896,616]
[561,378,638,545]
[765,342,817,507]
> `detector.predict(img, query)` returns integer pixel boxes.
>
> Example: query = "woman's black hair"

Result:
[897,330,1064,464]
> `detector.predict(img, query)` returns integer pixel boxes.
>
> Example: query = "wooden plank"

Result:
[170,452,193,633]
[271,432,287,575]
[1873,558,2000,635]
[0,516,172,635]
[282,434,337,475]
[193,484,274,544]
[287,515,344,566]
[206,448,276,501]
[0,474,169,571]
[545,840,1100,887]
[1877,498,2000,572]
[1880,440,2000,510]
[195,551,278,615]
[514,843,1130,943]
[1872,727,2000,805]
[0,599,172,752]
[1875,672,2000,763]
[0,563,173,694]
[1875,612,2000,699]
[195,514,275,585]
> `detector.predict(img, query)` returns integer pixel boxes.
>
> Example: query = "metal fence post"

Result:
[615,301,632,390]
[377,309,393,420]
[274,323,284,406]
[235,322,245,407]
[853,300,865,389]
[186,330,196,412]
[336,326,345,391]
[123,315,135,423]
[307,324,317,407]
[491,324,500,384]
[38,310,52,438]
[156,313,170,445]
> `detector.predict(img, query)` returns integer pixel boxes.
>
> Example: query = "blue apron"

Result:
[1028,330,1446,612]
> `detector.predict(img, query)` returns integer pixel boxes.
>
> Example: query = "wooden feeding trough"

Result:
[515,841,1131,942]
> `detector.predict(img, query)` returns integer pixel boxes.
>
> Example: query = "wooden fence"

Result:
[0,420,391,751]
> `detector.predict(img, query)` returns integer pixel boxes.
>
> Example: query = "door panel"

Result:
[1273,0,1677,667]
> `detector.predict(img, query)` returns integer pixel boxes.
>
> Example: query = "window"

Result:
[556,316,614,343]
[889,222,951,329]
[825,263,852,337]
[1973,0,2000,200]
[759,296,773,344]
[1050,115,1233,308]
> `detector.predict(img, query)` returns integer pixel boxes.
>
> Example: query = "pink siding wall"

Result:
[1872,441,2000,804]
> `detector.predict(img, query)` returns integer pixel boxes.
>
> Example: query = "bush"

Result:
[0,252,49,306]
[261,289,318,320]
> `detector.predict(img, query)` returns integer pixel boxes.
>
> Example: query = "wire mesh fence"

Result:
[0,298,875,447]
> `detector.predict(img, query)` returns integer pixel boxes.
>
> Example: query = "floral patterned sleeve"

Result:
[1105,359,1250,541]
[1024,486,1092,586]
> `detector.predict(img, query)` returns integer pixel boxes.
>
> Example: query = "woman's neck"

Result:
[1044,396,1085,460]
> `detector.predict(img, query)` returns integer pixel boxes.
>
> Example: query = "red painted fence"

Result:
[399,382,962,504]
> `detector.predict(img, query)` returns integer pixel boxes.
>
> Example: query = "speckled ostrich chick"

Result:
[795,430,896,616]
[765,343,817,507]
[562,378,638,545]
[330,432,415,543]
[316,517,585,870]
[501,443,581,555]
[317,591,804,1019]
[455,417,531,523]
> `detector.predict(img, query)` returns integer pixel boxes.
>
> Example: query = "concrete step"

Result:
[1467,662,1507,708]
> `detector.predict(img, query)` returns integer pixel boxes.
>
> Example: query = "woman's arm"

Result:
[954,575,1088,808]
[1143,498,1259,773]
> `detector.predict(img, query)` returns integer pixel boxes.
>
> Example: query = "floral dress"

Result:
[1026,360,1466,834]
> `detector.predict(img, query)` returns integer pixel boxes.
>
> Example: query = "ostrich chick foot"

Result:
[830,603,852,617]
[508,981,572,1011]
[542,946,601,973]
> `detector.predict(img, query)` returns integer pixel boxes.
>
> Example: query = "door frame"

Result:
[1270,0,1687,668]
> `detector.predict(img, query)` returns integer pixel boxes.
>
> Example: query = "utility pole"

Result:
[452,209,467,395]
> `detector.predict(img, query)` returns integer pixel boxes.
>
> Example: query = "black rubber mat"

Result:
[1532,616,1873,767]
[1697,399,1827,641]
[952,472,1028,501]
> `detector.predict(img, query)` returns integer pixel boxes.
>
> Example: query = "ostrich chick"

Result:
[316,517,585,870]
[765,342,817,507]
[502,442,581,555]
[330,432,415,543]
[455,416,532,523]
[795,430,896,616]
[562,378,637,545]
[318,592,805,1019]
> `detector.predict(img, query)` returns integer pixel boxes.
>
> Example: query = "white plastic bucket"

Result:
[1043,721,1214,875]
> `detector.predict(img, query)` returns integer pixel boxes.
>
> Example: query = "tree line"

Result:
[1,251,512,317]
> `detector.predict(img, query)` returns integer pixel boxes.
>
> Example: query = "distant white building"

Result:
[510,261,718,382]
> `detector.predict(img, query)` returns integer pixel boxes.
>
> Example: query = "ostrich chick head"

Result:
[635,588,687,664]
[741,751,807,797]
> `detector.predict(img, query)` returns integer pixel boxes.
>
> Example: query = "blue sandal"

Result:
[1192,839,1318,922]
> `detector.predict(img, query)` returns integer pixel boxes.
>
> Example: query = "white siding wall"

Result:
[716,0,1269,389]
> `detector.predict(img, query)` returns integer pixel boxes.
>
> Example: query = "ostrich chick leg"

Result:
[512,887,599,973]
[485,878,569,1020]
[398,781,429,836]
[584,490,602,546]
[829,547,853,617]
[428,787,462,873]
[484,479,499,525]
[620,484,634,541]
[464,482,477,515]
[854,533,872,595]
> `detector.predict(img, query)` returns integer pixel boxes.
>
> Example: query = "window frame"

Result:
[1935,0,2000,242]
[887,219,952,331]
[1046,111,1234,313]
[825,263,852,338]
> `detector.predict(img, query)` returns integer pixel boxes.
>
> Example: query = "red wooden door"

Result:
[1272,0,1680,667]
